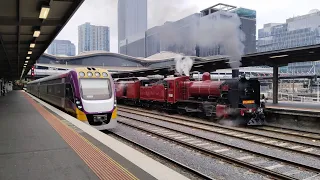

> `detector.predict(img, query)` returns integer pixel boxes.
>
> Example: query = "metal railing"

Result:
[267,92,320,103]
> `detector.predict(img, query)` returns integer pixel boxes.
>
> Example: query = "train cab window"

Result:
[163,81,168,88]
[80,79,112,100]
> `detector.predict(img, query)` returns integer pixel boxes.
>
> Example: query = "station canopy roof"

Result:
[0,0,84,79]
[112,44,320,78]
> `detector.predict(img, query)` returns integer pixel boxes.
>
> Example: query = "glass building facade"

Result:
[118,0,147,52]
[257,10,320,74]
[47,40,75,56]
[119,4,256,58]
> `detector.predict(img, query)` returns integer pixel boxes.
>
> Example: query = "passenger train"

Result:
[27,67,117,130]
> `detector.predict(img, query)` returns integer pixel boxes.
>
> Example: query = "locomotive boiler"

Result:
[188,72,222,99]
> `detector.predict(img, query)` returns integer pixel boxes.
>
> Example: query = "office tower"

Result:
[118,0,147,51]
[47,40,76,56]
[257,9,320,73]
[78,22,110,54]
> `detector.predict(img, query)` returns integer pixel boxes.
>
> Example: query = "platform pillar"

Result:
[273,65,279,104]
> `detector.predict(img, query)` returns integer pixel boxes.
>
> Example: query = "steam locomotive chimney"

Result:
[232,69,239,78]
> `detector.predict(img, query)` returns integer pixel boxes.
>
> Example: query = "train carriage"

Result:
[27,67,117,130]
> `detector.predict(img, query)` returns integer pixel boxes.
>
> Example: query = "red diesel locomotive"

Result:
[115,72,265,125]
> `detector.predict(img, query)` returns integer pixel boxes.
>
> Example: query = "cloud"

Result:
[148,0,199,28]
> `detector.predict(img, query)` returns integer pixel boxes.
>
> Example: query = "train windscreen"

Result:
[80,79,112,100]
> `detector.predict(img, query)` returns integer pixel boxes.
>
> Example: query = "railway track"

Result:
[109,132,214,180]
[118,106,320,159]
[252,125,320,141]
[117,115,320,180]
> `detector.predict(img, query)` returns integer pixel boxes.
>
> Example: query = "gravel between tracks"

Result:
[119,111,320,170]
[110,124,271,180]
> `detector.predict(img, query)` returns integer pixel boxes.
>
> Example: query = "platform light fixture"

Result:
[28,51,32,55]
[26,57,30,60]
[33,30,41,37]
[269,55,288,59]
[39,6,50,19]
[194,65,203,68]
[25,60,29,63]
[30,43,35,48]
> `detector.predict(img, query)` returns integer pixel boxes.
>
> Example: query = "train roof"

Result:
[27,70,71,85]
[114,77,149,82]
[164,76,189,81]
[27,67,112,85]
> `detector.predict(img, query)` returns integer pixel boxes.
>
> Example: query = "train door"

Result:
[65,83,75,113]
[166,80,175,104]
[123,84,128,97]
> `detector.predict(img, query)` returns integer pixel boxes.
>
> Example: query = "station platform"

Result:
[266,101,320,116]
[266,101,320,118]
[0,91,189,180]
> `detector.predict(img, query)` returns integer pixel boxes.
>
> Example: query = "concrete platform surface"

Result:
[0,91,188,180]
[0,91,98,180]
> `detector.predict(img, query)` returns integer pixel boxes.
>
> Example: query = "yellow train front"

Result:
[27,67,117,130]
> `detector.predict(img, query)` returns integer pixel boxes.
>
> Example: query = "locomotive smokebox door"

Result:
[232,69,239,78]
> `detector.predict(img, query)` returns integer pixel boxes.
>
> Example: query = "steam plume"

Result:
[174,54,194,76]
[148,0,198,28]
[197,11,246,68]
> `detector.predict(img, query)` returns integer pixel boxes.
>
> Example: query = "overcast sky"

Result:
[55,0,320,54]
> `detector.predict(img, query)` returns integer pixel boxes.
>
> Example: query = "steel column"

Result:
[273,65,279,104]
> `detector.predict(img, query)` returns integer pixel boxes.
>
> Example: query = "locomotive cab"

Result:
[218,76,264,125]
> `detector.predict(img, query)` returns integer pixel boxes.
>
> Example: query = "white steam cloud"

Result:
[197,11,246,68]
[148,0,198,28]
[174,55,194,76]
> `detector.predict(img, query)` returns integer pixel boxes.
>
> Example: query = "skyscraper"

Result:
[118,0,147,51]
[47,40,76,56]
[78,22,110,54]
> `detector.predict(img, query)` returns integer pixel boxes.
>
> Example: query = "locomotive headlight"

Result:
[87,72,93,77]
[79,72,85,77]
[76,100,81,105]
[77,105,83,109]
[95,72,100,77]
[114,98,117,107]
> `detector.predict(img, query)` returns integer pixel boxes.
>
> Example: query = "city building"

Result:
[47,40,75,56]
[78,22,110,54]
[257,9,320,74]
[118,0,147,52]
[119,3,256,58]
